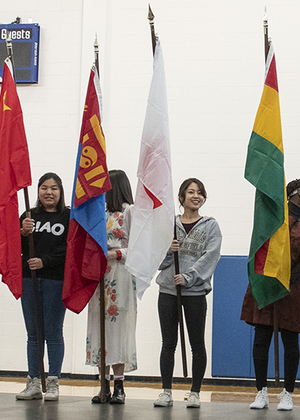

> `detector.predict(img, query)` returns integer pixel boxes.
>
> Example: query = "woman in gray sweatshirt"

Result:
[154,178,222,409]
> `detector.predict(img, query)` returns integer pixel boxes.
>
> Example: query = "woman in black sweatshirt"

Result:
[16,172,70,402]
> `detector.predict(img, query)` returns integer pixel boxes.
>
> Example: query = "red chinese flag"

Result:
[0,58,32,298]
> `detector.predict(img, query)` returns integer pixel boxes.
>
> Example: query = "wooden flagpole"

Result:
[263,9,280,388]
[6,32,46,392]
[94,35,106,403]
[147,5,187,378]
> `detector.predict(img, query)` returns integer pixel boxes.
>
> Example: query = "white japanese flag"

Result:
[126,40,174,299]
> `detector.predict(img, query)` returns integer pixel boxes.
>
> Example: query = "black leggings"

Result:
[158,292,207,392]
[253,324,299,392]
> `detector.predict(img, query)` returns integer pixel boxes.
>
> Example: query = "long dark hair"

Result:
[106,170,133,212]
[178,178,207,206]
[35,172,66,214]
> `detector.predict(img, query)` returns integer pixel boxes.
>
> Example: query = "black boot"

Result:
[91,379,111,404]
[110,380,125,404]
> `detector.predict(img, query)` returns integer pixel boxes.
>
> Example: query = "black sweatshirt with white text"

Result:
[20,207,70,281]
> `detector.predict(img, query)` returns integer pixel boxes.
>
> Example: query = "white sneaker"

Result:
[249,387,268,409]
[277,389,293,411]
[16,375,43,400]
[153,391,173,407]
[44,376,59,401]
[186,392,200,408]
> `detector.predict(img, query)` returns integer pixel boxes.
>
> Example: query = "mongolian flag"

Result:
[62,65,111,314]
[245,42,290,309]
[0,58,32,299]
[126,40,174,299]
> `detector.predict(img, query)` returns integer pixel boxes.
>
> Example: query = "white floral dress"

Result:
[86,204,137,372]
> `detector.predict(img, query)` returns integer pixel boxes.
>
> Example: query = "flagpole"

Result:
[263,8,269,62]
[23,190,47,392]
[174,222,188,378]
[94,34,100,81]
[6,34,47,393]
[263,9,279,388]
[94,35,106,404]
[147,6,187,378]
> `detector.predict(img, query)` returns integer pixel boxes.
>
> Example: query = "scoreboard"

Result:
[0,23,40,84]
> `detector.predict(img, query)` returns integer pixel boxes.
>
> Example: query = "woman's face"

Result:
[182,182,205,211]
[38,178,60,212]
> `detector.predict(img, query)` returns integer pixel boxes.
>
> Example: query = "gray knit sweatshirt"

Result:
[156,215,222,296]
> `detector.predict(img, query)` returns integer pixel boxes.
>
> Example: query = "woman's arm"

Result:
[158,239,179,270]
[181,220,222,288]
[113,205,133,263]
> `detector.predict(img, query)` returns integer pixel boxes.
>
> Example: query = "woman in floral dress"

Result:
[86,170,137,404]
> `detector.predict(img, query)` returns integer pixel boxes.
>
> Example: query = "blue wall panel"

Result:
[212,256,253,377]
[212,255,299,379]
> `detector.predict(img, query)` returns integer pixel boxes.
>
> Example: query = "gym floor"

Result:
[1,378,300,420]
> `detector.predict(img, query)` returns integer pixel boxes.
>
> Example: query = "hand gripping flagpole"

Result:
[94,35,106,404]
[263,9,280,387]
[6,33,47,393]
[147,5,187,378]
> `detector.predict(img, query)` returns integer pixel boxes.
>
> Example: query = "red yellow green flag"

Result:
[245,43,290,309]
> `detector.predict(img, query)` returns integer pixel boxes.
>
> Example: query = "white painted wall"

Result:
[1,0,300,381]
